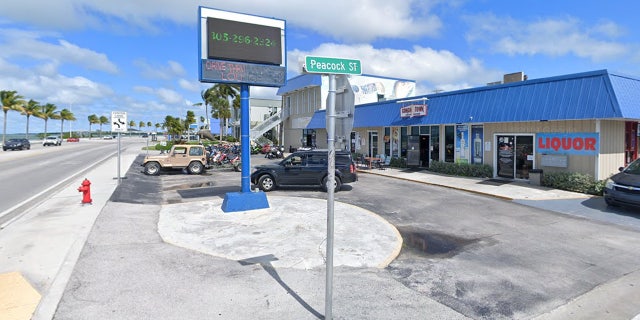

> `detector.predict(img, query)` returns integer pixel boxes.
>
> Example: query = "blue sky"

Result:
[1,0,639,134]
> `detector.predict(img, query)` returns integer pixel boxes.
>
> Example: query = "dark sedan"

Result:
[3,138,31,151]
[604,158,640,209]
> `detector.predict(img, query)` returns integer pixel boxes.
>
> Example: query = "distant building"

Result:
[275,74,416,149]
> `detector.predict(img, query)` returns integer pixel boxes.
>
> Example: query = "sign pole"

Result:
[325,73,336,320]
[240,84,251,193]
[117,132,121,185]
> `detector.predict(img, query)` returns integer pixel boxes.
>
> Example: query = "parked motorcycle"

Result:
[265,145,285,159]
[207,144,241,172]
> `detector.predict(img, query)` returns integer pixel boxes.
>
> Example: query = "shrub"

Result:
[153,142,173,151]
[428,161,493,178]
[542,172,605,195]
[389,157,407,168]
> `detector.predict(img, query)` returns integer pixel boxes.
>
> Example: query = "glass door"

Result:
[496,135,534,179]
[515,136,534,179]
[368,131,378,157]
[497,135,515,178]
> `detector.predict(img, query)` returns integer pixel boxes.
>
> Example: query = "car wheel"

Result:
[322,176,342,192]
[258,175,275,192]
[233,162,241,172]
[188,161,204,174]
[144,162,161,175]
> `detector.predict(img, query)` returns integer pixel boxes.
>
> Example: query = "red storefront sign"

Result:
[400,104,427,118]
[536,133,599,155]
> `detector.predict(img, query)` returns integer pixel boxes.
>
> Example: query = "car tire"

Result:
[322,176,342,192]
[604,196,618,207]
[258,175,275,192]
[188,161,204,174]
[144,162,161,176]
[233,162,241,172]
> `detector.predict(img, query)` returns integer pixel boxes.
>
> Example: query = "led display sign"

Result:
[207,17,282,65]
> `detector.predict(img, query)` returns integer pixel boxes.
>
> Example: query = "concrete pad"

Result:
[0,272,40,320]
[158,196,402,269]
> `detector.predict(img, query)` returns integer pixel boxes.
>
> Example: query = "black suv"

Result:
[251,149,357,192]
[3,138,31,151]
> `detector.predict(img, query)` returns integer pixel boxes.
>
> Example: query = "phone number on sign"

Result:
[210,32,277,47]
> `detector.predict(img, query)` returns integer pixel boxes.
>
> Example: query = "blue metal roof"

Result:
[276,74,322,95]
[307,69,640,129]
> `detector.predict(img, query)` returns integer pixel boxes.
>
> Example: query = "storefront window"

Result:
[430,126,439,162]
[445,125,454,162]
[411,126,420,135]
[302,129,316,148]
[401,127,408,157]
[384,127,390,156]
[471,125,484,164]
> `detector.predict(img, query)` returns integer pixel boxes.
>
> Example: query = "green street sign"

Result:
[305,56,361,75]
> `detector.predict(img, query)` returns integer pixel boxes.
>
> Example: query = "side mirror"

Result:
[619,166,625,172]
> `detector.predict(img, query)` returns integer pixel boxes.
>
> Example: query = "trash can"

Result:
[529,169,543,186]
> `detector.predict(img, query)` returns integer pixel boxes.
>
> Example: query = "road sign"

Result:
[304,56,361,75]
[111,111,127,133]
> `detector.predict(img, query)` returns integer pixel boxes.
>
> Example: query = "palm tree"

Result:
[39,103,58,139]
[207,84,239,142]
[163,115,183,140]
[88,114,99,139]
[99,115,109,136]
[128,120,136,136]
[59,108,75,138]
[146,121,152,133]
[139,121,145,134]
[21,99,40,140]
[1,90,25,145]
[199,88,214,129]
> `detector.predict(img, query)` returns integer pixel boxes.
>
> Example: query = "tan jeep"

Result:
[142,144,209,175]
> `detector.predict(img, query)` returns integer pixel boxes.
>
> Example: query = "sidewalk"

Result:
[356,166,591,201]
[0,146,139,320]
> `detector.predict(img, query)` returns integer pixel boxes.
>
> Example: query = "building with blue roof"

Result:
[276,69,640,181]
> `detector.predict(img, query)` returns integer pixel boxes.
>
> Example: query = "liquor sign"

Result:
[400,104,427,118]
[536,132,599,155]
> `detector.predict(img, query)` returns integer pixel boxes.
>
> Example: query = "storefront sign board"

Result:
[536,132,599,155]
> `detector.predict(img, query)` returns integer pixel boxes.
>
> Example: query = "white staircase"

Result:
[250,108,287,140]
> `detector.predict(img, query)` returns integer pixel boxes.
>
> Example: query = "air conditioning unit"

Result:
[503,72,527,83]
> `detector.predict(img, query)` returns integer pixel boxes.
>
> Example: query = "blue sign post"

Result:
[199,7,286,212]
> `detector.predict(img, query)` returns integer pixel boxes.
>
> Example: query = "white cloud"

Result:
[0,0,442,42]
[464,14,630,62]
[289,43,502,94]
[178,78,202,92]
[134,59,186,80]
[156,88,183,105]
[0,28,118,73]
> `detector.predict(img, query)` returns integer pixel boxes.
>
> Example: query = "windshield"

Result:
[624,159,640,175]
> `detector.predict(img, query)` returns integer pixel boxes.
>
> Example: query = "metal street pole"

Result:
[325,73,336,320]
[117,132,121,185]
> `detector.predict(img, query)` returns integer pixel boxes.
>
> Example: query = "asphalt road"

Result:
[88,154,640,319]
[0,138,143,226]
